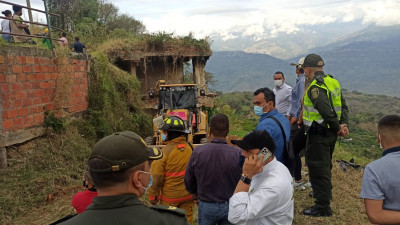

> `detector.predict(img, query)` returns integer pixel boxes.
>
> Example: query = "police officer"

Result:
[148,116,194,224]
[60,131,190,225]
[301,54,349,217]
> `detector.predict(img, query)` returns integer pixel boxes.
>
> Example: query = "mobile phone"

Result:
[257,147,272,164]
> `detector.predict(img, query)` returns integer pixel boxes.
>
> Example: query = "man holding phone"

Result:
[228,130,294,225]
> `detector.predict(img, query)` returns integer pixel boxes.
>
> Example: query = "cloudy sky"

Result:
[8,0,400,40]
[112,0,400,40]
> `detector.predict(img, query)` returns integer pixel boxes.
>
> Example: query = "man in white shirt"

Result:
[229,130,294,225]
[273,71,292,117]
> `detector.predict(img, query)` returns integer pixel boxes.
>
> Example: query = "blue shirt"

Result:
[256,109,291,164]
[73,41,86,53]
[360,146,400,211]
[184,139,242,203]
[289,74,305,119]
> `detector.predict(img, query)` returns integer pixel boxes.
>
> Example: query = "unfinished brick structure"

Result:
[0,46,89,168]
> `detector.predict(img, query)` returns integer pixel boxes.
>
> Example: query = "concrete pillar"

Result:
[192,57,207,91]
[130,60,140,77]
[0,147,7,169]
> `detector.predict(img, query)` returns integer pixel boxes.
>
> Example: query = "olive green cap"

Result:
[89,131,162,174]
[302,53,325,67]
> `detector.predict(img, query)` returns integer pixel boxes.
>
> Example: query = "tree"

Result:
[47,0,98,30]
[97,1,118,25]
[106,14,145,34]
[205,71,216,86]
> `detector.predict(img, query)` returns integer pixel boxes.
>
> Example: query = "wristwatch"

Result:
[240,174,252,185]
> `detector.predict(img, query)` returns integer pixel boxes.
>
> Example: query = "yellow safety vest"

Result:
[303,74,342,128]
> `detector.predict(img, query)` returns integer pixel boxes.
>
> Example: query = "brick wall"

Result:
[0,46,89,147]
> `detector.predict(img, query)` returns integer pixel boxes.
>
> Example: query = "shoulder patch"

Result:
[311,87,319,99]
[151,204,187,216]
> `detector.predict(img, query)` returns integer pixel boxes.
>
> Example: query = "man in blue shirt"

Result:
[72,36,86,53]
[185,113,242,225]
[253,87,291,169]
[289,57,306,186]
[360,114,400,224]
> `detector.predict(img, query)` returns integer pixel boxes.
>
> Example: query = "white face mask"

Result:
[274,80,283,87]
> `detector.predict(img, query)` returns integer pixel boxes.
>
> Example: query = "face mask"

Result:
[254,104,267,116]
[274,80,283,87]
[139,171,152,193]
[378,134,383,149]
[161,133,167,142]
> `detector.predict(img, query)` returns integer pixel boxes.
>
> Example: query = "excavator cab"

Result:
[145,80,208,145]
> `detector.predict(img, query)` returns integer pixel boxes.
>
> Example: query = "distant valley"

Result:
[206,25,400,97]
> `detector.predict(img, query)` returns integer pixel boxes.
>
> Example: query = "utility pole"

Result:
[26,0,34,23]
[43,0,54,52]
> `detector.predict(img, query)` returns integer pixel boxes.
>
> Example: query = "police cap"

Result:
[303,53,325,67]
[89,131,162,174]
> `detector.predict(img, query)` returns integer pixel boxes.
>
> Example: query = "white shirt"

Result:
[1,19,10,33]
[273,83,292,116]
[228,158,294,225]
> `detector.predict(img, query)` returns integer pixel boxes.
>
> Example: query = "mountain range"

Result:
[205,25,400,97]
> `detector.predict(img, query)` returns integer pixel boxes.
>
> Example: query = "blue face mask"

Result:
[254,105,265,116]
[140,171,152,193]
[161,133,167,142]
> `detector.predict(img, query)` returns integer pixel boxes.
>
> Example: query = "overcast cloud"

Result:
[8,0,400,40]
[114,0,400,40]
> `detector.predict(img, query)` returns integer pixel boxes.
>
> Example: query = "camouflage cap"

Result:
[290,57,305,68]
[302,54,325,67]
[89,131,162,174]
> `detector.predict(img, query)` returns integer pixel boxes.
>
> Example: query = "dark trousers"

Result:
[291,123,307,181]
[198,200,232,225]
[305,131,337,209]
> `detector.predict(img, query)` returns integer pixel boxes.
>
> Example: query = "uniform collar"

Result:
[382,146,400,157]
[211,138,227,144]
[89,194,141,210]
[169,136,187,144]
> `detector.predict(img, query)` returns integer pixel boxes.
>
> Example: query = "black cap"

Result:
[231,130,276,152]
[89,131,162,174]
[302,53,325,67]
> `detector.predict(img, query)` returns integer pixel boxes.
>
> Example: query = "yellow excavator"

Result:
[145,80,209,145]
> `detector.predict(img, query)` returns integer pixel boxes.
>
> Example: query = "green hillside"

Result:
[206,25,400,97]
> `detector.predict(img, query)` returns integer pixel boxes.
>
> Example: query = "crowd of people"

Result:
[1,5,85,53]
[51,53,399,225]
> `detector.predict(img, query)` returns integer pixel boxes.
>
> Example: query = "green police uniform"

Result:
[303,71,349,211]
[60,193,189,225]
